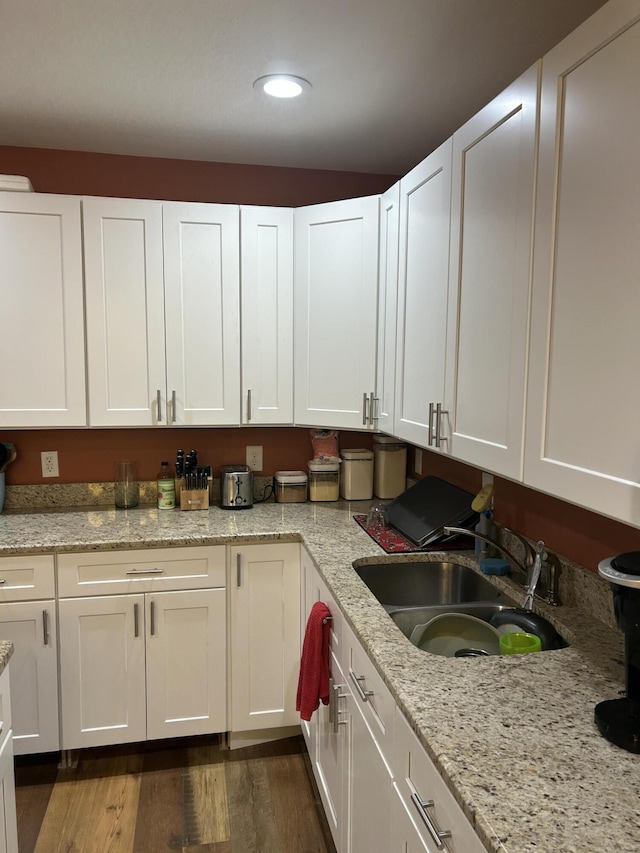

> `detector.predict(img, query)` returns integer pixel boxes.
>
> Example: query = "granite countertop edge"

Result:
[0,501,637,853]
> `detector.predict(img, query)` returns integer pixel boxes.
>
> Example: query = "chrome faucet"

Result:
[443,525,561,607]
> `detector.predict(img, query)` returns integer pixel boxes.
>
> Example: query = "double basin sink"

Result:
[353,558,526,650]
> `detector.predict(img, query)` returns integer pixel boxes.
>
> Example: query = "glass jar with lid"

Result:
[308,460,340,502]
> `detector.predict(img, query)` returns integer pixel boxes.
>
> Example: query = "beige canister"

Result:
[339,449,374,500]
[373,436,407,498]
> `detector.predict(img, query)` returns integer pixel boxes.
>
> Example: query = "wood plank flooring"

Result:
[15,735,336,853]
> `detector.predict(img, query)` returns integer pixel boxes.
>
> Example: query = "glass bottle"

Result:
[157,461,176,509]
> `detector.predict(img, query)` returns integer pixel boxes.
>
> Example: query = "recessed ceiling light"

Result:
[253,74,311,99]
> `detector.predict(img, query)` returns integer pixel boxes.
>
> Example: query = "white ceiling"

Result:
[0,0,608,176]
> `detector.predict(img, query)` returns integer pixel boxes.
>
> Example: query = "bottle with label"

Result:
[157,461,176,509]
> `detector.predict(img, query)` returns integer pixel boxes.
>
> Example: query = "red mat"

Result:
[353,514,474,554]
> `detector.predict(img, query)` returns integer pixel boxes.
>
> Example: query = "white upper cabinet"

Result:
[164,202,241,425]
[0,193,86,427]
[294,196,380,429]
[444,64,540,480]
[375,182,401,434]
[394,140,453,450]
[240,206,294,425]
[524,0,640,527]
[84,197,166,426]
[84,198,241,426]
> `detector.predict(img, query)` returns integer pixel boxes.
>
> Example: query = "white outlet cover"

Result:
[41,450,59,477]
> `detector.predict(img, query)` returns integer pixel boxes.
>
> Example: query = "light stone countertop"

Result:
[0,500,638,852]
[0,642,13,679]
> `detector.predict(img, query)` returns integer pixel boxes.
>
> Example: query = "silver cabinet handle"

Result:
[156,389,162,422]
[368,391,375,426]
[236,553,242,587]
[150,600,156,636]
[125,567,164,575]
[435,402,448,447]
[333,682,348,733]
[372,394,380,423]
[42,610,50,646]
[428,402,435,446]
[134,602,139,638]
[410,793,452,850]
[0,579,6,585]
[362,392,369,426]
[171,389,177,423]
[247,389,252,422]
[349,668,374,703]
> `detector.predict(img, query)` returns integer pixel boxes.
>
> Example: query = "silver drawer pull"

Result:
[332,682,348,733]
[150,600,156,636]
[125,568,165,575]
[134,602,139,638]
[237,553,242,587]
[0,579,6,585]
[410,792,452,850]
[349,668,373,703]
[42,610,50,646]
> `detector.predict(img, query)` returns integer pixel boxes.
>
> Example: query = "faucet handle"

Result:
[523,540,546,611]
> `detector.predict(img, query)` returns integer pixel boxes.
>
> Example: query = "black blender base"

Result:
[595,699,640,753]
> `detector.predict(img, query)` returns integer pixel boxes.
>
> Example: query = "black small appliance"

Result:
[596,551,640,753]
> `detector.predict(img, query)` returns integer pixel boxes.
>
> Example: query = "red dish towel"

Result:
[296,601,331,721]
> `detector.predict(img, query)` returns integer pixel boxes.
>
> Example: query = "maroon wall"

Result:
[0,146,398,206]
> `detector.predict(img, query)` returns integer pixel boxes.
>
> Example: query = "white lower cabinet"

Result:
[0,555,59,755]
[344,621,394,853]
[229,543,301,733]
[57,546,227,750]
[392,709,485,853]
[303,559,484,853]
[0,667,18,853]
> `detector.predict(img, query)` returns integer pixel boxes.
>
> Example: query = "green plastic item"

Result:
[499,632,542,655]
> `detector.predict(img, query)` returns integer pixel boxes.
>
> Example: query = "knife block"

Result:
[179,488,209,511]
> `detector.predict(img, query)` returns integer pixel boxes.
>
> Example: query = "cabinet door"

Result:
[376,182,401,434]
[315,652,348,853]
[229,543,301,732]
[0,192,86,427]
[59,594,146,749]
[445,65,539,480]
[524,2,640,527]
[163,202,241,425]
[294,196,380,429]
[84,197,166,426]
[0,729,17,853]
[394,140,453,450]
[146,589,226,740]
[241,206,294,425]
[0,601,59,755]
[347,686,392,853]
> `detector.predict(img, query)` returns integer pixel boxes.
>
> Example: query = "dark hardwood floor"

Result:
[15,735,336,853]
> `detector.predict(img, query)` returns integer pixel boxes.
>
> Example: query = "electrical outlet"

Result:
[415,448,423,475]
[41,451,59,478]
[246,445,263,472]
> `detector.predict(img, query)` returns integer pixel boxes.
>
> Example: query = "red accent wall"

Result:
[407,449,640,575]
[2,427,373,486]
[0,146,397,206]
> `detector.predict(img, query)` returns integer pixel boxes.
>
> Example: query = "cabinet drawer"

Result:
[58,546,226,596]
[344,621,395,761]
[0,555,55,602]
[393,709,485,853]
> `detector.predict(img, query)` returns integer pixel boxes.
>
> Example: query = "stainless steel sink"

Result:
[353,560,515,610]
